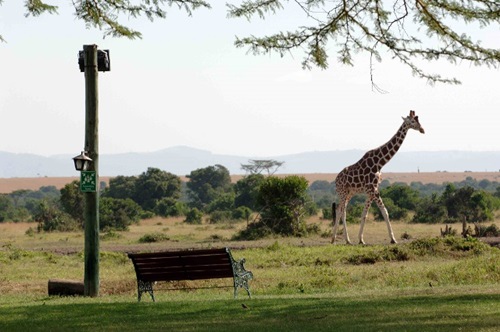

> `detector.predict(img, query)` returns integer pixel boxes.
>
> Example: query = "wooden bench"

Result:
[127,247,253,302]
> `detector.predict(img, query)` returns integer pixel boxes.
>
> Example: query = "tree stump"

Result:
[48,279,84,296]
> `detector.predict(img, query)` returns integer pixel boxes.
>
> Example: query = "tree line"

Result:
[1,166,499,239]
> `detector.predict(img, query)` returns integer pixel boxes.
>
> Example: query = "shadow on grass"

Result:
[1,293,499,331]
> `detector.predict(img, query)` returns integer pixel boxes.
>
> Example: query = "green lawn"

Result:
[1,289,499,331]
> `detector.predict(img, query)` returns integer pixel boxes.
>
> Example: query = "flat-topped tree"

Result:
[241,160,284,175]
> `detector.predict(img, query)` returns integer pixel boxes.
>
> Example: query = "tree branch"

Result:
[228,0,500,84]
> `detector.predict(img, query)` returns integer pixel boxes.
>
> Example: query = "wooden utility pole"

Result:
[83,44,100,297]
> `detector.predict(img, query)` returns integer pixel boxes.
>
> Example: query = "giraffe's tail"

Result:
[331,202,336,224]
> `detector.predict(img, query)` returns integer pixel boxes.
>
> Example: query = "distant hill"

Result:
[1,146,499,177]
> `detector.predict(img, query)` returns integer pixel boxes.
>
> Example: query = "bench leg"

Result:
[234,272,253,299]
[138,280,155,302]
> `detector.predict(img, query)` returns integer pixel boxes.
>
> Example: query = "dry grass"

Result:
[2,215,498,255]
[2,172,500,193]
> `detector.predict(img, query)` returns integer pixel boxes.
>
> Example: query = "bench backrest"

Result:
[128,248,234,282]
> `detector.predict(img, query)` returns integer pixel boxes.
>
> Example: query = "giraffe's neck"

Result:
[371,122,410,169]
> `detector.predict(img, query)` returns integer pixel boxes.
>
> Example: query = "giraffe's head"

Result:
[403,110,425,134]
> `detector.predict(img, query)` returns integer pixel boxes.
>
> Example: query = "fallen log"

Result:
[48,279,84,296]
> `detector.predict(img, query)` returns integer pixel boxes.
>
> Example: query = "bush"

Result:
[475,223,499,237]
[346,203,364,223]
[255,175,310,237]
[184,208,203,224]
[321,207,333,220]
[100,230,123,241]
[155,198,188,217]
[138,232,169,243]
[373,197,409,221]
[409,236,490,256]
[208,210,233,224]
[100,197,142,231]
[34,201,80,232]
[25,227,35,237]
[401,231,412,240]
[232,206,252,221]
[345,246,411,265]
[412,194,447,223]
[232,221,273,240]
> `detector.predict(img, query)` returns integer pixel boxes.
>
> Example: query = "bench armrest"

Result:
[227,249,253,298]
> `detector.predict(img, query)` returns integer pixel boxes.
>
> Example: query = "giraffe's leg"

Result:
[374,196,397,244]
[358,199,373,245]
[342,202,352,245]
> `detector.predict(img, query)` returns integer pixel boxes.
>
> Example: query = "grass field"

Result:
[1,289,498,331]
[0,216,499,331]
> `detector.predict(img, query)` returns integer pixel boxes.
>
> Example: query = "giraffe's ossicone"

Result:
[333,110,425,245]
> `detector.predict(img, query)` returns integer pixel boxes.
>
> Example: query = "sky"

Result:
[0,2,499,158]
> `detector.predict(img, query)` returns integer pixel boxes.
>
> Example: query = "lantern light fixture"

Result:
[72,151,92,171]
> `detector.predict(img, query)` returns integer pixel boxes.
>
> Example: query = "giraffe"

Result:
[332,110,425,244]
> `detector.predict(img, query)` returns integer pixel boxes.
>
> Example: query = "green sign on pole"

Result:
[80,171,97,192]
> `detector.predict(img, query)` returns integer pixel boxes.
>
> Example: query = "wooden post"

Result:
[83,44,100,297]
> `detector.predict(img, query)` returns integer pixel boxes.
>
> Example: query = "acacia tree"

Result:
[227,0,500,86]
[4,1,497,85]
[0,0,211,42]
[241,159,284,175]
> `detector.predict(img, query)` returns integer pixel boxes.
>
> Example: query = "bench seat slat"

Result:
[132,255,230,267]
[139,270,235,281]
[136,263,233,272]
[137,266,234,278]
[128,248,228,259]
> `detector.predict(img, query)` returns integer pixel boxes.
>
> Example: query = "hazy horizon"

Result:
[2,145,500,159]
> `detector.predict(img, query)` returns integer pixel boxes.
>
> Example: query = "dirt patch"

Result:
[0,177,111,193]
[1,172,499,193]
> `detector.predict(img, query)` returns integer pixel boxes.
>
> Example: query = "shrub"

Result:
[155,198,188,217]
[255,175,310,237]
[232,206,252,221]
[208,210,233,224]
[100,197,142,231]
[34,200,80,232]
[401,231,412,240]
[372,197,408,221]
[345,246,411,265]
[475,223,499,237]
[25,227,35,237]
[100,230,123,241]
[138,232,169,243]
[412,194,447,223]
[232,221,273,240]
[409,236,490,256]
[346,203,364,223]
[440,225,458,237]
[184,208,203,224]
[321,207,333,220]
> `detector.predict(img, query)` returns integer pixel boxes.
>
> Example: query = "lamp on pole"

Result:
[74,44,110,297]
[72,151,92,171]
